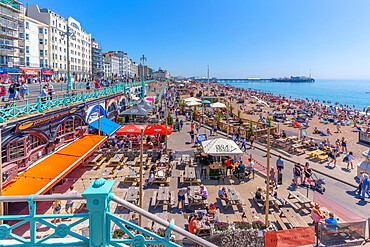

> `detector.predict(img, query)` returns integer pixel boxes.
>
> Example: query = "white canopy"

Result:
[184,97,201,102]
[201,138,243,156]
[186,101,202,106]
[210,102,227,108]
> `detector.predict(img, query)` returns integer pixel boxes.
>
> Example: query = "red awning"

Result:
[116,125,146,135]
[145,125,173,135]
[20,68,39,76]
[116,125,173,135]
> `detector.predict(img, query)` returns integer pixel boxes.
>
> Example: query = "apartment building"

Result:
[26,4,91,80]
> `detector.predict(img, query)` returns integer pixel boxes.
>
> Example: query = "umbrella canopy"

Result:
[202,100,211,104]
[145,97,155,102]
[201,138,243,156]
[116,125,146,135]
[187,101,202,106]
[210,102,226,108]
[134,99,154,110]
[184,97,201,102]
[145,125,173,135]
[120,105,148,116]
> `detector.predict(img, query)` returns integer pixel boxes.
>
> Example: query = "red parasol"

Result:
[144,125,173,135]
[116,125,145,135]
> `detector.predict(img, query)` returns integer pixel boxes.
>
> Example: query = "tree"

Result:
[237,109,241,119]
[167,113,174,125]
[266,117,272,128]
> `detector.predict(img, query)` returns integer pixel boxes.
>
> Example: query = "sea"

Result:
[227,79,370,111]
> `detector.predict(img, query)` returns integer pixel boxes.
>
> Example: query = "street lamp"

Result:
[140,54,147,98]
[60,24,76,91]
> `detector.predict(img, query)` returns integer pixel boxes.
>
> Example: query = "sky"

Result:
[24,0,370,79]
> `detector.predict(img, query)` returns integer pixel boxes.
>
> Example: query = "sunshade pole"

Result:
[165,95,168,152]
[139,129,144,227]
[265,127,271,227]
[0,129,3,224]
[98,100,101,136]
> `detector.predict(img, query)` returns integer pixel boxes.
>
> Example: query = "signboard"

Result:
[196,134,207,144]
[86,102,106,124]
[359,131,370,145]
[215,144,231,153]
[42,69,54,75]
[320,221,367,245]
[16,107,78,131]
[265,226,315,247]
[7,61,13,68]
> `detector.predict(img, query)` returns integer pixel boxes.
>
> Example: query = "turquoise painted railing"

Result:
[0,80,155,123]
[155,79,169,104]
[0,179,217,247]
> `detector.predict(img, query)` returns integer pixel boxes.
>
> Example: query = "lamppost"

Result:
[140,54,147,98]
[60,24,76,91]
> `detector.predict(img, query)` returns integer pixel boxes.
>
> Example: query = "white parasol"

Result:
[210,102,227,108]
[201,138,243,156]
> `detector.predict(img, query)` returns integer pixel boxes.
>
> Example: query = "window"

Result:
[19,33,24,38]
[26,33,29,40]
[39,28,43,34]
[9,140,24,160]
[25,22,29,29]
[26,57,29,66]
[39,50,43,56]
[44,39,47,44]
[39,39,43,44]
[52,54,54,59]
[44,50,47,56]
[40,59,44,67]
[60,55,62,60]
[45,59,48,67]
[60,63,62,69]
[44,29,47,34]
[29,135,45,150]
[25,46,29,53]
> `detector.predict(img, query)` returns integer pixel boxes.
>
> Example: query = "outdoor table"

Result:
[153,187,170,209]
[188,186,208,209]
[108,154,125,167]
[121,167,139,184]
[288,191,314,213]
[125,187,139,205]
[181,155,191,166]
[196,209,211,236]
[279,207,309,228]
[185,166,196,180]
[224,186,241,209]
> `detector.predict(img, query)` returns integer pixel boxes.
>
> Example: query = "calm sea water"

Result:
[228,79,370,110]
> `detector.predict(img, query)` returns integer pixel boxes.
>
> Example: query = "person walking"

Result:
[276,155,284,185]
[344,151,354,170]
[293,163,302,186]
[249,134,255,149]
[360,174,370,200]
[357,171,366,195]
[304,162,312,185]
[65,186,77,214]
[341,137,348,153]
[47,81,54,100]
[19,82,28,100]
[327,149,337,167]
[52,200,62,224]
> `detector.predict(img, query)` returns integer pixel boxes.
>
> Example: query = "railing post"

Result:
[37,97,43,112]
[27,195,36,244]
[81,91,85,101]
[82,178,115,247]
[26,87,29,96]
[63,93,68,106]
[61,82,64,91]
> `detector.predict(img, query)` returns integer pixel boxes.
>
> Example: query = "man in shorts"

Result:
[177,187,192,210]
[65,186,77,214]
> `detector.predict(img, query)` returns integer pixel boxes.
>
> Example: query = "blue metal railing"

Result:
[0,179,217,247]
[0,80,155,123]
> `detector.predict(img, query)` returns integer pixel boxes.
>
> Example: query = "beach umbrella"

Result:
[134,99,154,110]
[120,105,148,116]
[201,138,243,156]
[145,125,173,135]
[186,101,202,106]
[184,97,201,102]
[210,102,226,108]
[116,125,146,135]
[202,100,211,104]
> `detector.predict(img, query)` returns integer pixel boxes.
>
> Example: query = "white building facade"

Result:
[22,15,48,69]
[26,5,91,80]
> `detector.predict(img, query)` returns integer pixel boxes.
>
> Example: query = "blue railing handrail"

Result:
[0,179,217,247]
[0,80,155,123]
[155,79,168,104]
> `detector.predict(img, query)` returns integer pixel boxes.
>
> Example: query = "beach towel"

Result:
[302,130,307,136]
[319,130,330,136]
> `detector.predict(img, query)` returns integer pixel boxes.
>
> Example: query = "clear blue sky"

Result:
[25,0,370,79]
